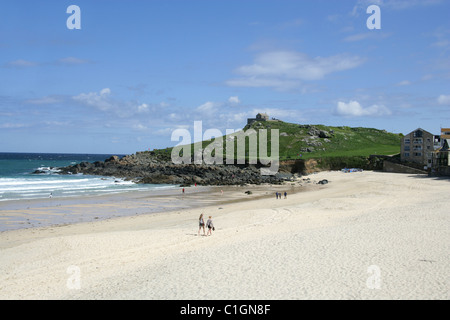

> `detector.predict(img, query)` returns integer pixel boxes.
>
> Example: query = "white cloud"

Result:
[6,59,37,68]
[57,57,90,65]
[196,101,220,113]
[228,96,240,104]
[343,32,391,42]
[73,88,112,111]
[344,33,373,42]
[0,123,27,129]
[132,123,148,131]
[335,100,392,117]
[430,28,450,50]
[100,88,111,95]
[226,51,365,91]
[386,0,443,10]
[352,0,443,15]
[4,57,90,68]
[437,95,450,105]
[137,103,149,113]
[25,96,61,105]
[73,88,158,118]
[396,80,411,86]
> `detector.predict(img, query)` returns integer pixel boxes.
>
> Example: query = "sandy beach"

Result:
[0,171,448,300]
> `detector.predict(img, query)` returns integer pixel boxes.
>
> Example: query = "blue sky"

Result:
[1,0,449,154]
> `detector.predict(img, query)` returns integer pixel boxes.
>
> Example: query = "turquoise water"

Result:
[0,152,176,201]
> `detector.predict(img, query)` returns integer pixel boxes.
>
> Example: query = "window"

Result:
[404,146,410,151]
[404,153,410,157]
[413,152,422,157]
[413,138,423,144]
[434,137,441,145]
[413,130,423,138]
[413,145,422,151]
[404,138,410,144]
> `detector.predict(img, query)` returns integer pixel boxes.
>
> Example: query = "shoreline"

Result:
[0,178,310,234]
[1,170,448,299]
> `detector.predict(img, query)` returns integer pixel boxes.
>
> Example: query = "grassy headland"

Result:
[149,120,402,163]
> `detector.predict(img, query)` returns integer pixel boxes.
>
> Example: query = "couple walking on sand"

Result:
[198,213,214,236]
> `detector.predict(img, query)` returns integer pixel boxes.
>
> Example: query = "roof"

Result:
[406,128,435,137]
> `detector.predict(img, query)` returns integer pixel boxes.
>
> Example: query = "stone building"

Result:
[435,129,450,174]
[247,113,269,125]
[400,128,441,168]
[441,128,450,139]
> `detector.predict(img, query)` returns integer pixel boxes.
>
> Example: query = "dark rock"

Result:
[319,130,332,139]
[308,127,321,136]
[56,152,285,187]
[105,155,120,163]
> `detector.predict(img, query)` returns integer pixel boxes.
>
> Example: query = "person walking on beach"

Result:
[275,192,278,199]
[284,191,287,199]
[206,216,214,236]
[198,213,206,236]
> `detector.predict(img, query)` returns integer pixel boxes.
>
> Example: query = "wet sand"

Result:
[0,171,448,299]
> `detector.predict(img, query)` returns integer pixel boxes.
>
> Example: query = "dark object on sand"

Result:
[318,179,328,185]
[245,190,253,195]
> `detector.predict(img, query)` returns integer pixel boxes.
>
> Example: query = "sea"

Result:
[0,152,176,202]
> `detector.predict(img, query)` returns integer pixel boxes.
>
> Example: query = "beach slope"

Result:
[0,171,448,299]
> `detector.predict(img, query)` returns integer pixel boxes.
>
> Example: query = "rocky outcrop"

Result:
[57,152,285,186]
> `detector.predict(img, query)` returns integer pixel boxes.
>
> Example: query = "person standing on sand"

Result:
[198,213,206,236]
[284,191,287,199]
[206,216,214,236]
[275,192,278,199]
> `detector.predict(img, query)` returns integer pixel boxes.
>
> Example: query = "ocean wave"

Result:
[0,175,177,201]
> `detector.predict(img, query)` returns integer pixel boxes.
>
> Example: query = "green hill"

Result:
[243,120,402,160]
[150,120,402,163]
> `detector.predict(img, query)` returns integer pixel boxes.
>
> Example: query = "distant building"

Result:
[441,128,450,139]
[247,113,270,125]
[435,129,450,172]
[401,128,441,168]
[436,139,450,167]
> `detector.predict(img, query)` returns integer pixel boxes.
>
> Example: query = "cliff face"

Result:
[56,151,389,186]
[58,153,285,186]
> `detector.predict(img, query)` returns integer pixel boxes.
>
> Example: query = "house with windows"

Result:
[437,139,450,166]
[440,128,450,139]
[400,128,441,168]
[435,129,450,174]
[247,113,270,125]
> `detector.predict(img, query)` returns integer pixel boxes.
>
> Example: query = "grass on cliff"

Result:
[146,120,402,162]
[243,121,402,160]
